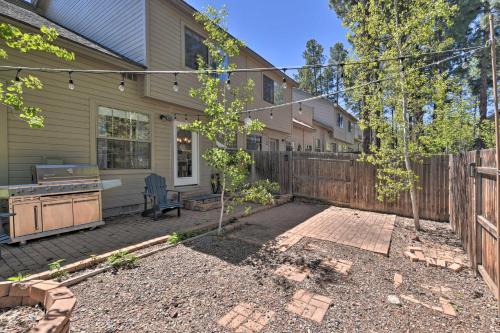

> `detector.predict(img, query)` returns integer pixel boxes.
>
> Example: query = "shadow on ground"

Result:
[183,201,330,265]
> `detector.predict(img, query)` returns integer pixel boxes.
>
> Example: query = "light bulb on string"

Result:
[270,109,273,120]
[174,113,177,120]
[15,69,21,82]
[118,73,125,92]
[173,73,179,92]
[281,68,288,89]
[244,112,252,127]
[226,72,231,90]
[185,114,188,121]
[299,102,302,115]
[68,72,75,90]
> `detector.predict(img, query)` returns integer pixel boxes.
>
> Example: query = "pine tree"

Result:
[295,39,327,96]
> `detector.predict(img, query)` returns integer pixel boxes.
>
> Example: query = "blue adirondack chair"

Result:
[142,174,182,220]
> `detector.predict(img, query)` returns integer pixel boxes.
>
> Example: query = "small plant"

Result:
[107,251,137,270]
[48,259,69,281]
[89,254,99,266]
[168,230,204,245]
[7,272,31,282]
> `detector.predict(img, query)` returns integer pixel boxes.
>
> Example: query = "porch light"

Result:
[118,73,125,92]
[68,72,75,90]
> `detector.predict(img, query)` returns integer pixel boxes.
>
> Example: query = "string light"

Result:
[270,109,273,120]
[173,73,179,92]
[185,114,188,121]
[15,69,21,82]
[118,74,125,92]
[68,71,75,90]
[282,68,288,89]
[226,72,231,90]
[174,113,177,120]
[299,102,302,115]
[244,112,252,127]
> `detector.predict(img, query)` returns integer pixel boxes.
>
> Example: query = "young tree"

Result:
[340,0,471,231]
[186,6,278,235]
[0,23,74,128]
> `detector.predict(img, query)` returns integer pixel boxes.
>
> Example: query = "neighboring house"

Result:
[291,103,315,152]
[292,88,360,153]
[0,0,295,216]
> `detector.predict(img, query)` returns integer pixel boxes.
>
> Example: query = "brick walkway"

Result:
[229,204,396,255]
[0,205,256,280]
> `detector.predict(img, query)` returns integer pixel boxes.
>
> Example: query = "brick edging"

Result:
[0,280,76,332]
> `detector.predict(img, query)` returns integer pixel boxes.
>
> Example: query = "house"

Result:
[292,88,360,153]
[0,0,295,216]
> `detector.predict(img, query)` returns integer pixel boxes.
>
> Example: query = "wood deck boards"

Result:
[286,207,396,255]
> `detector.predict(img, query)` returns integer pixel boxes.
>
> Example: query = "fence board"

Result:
[252,151,449,221]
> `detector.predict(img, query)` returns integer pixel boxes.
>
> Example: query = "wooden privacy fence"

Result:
[449,149,499,300]
[251,151,449,221]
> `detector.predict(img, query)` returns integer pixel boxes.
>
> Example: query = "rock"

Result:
[387,295,401,306]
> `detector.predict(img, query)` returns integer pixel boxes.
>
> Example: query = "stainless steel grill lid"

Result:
[32,164,100,183]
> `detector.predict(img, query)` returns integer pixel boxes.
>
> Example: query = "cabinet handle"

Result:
[74,198,98,204]
[34,206,38,230]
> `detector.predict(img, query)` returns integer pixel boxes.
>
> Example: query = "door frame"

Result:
[173,121,199,186]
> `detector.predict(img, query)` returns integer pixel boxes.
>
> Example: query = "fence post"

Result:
[289,150,293,195]
[251,151,256,182]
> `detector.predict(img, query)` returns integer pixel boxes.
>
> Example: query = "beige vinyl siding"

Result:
[38,0,147,64]
[0,28,211,214]
[147,0,293,136]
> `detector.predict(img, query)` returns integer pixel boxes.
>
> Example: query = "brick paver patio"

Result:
[274,264,310,282]
[0,205,258,280]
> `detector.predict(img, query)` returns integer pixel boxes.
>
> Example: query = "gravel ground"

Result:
[0,305,44,332]
[69,203,500,332]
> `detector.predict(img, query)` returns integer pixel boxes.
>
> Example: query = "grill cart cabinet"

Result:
[0,164,120,244]
[11,199,42,238]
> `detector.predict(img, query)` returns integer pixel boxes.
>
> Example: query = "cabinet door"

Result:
[41,198,74,231]
[12,202,42,237]
[73,194,101,226]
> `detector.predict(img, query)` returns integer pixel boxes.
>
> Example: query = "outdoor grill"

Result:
[0,164,121,244]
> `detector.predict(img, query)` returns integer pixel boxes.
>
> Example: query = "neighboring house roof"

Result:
[313,119,334,131]
[293,118,315,131]
[0,0,145,68]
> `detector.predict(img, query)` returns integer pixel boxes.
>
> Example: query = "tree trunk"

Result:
[394,0,420,231]
[479,50,488,121]
[217,179,225,235]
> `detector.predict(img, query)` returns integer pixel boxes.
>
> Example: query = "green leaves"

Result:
[0,23,74,128]
[189,6,278,233]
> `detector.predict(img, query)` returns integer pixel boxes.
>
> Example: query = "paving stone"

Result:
[286,289,332,323]
[274,264,310,282]
[448,263,463,272]
[217,303,274,332]
[394,273,403,287]
[440,298,457,317]
[320,257,352,275]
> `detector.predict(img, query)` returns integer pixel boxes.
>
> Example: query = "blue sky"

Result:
[184,0,349,72]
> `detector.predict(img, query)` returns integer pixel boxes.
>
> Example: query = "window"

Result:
[331,143,338,153]
[185,27,208,69]
[269,138,280,151]
[314,139,321,152]
[286,141,294,151]
[348,120,352,132]
[246,134,262,151]
[97,107,151,169]
[305,145,313,152]
[263,75,284,105]
[337,113,344,128]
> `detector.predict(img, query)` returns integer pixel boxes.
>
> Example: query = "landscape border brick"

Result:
[0,280,76,332]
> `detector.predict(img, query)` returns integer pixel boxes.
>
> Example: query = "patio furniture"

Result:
[142,174,182,220]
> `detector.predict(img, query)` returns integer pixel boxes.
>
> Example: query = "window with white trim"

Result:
[246,134,262,151]
[97,107,151,169]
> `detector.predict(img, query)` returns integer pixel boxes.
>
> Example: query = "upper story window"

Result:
[21,0,37,5]
[314,138,321,152]
[97,107,151,170]
[263,75,284,105]
[185,27,208,69]
[337,113,344,128]
[348,120,352,132]
[246,134,262,151]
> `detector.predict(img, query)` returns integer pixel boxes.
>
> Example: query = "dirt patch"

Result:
[69,203,500,332]
[0,305,44,333]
